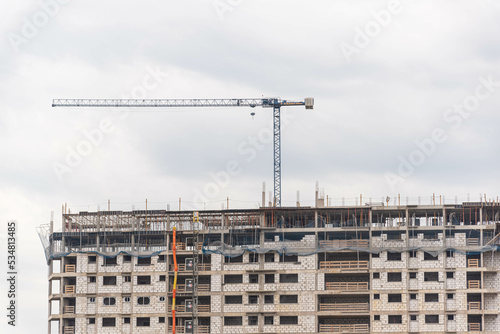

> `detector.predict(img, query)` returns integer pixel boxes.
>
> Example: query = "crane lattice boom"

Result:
[52,97,314,207]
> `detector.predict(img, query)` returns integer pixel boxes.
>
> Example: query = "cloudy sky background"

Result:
[1,0,500,332]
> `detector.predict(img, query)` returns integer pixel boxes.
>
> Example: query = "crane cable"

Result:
[172,227,178,334]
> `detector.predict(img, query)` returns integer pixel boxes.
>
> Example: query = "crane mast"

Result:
[52,97,314,207]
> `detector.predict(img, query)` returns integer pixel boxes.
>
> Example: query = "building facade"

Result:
[43,202,500,333]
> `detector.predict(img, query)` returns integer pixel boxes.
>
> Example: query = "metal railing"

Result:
[319,302,369,312]
[325,282,369,291]
[320,261,369,270]
[319,324,369,333]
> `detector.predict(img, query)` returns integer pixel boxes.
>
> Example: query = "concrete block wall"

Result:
[484,294,499,311]
[211,253,222,271]
[372,293,407,311]
[211,316,222,333]
[485,314,500,331]
[447,318,457,332]
[371,314,407,333]
[74,296,86,314]
[446,296,456,310]
[418,294,443,312]
[275,315,315,333]
[211,274,222,291]
[380,251,406,269]
[409,318,419,332]
[419,315,445,332]
[372,271,407,290]
[408,233,444,248]
[371,233,407,248]
[317,272,324,290]
[455,313,468,332]
[75,318,87,334]
[298,292,316,312]
[484,272,500,290]
[484,251,500,267]
[452,270,467,289]
[415,252,443,269]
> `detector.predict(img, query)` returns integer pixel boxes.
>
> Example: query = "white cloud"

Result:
[1,0,500,332]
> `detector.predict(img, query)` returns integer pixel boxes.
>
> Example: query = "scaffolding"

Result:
[38,205,500,264]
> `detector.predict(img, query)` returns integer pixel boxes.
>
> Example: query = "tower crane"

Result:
[52,97,314,207]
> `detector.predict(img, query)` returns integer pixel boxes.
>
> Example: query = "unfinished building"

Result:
[38,201,500,334]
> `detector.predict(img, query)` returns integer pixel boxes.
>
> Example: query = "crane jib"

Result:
[51,97,314,207]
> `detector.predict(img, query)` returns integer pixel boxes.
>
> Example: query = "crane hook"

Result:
[250,111,255,120]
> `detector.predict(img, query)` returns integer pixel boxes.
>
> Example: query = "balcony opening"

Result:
[467,254,481,268]
[468,315,482,331]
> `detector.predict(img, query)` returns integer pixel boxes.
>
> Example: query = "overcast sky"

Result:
[1,0,500,332]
